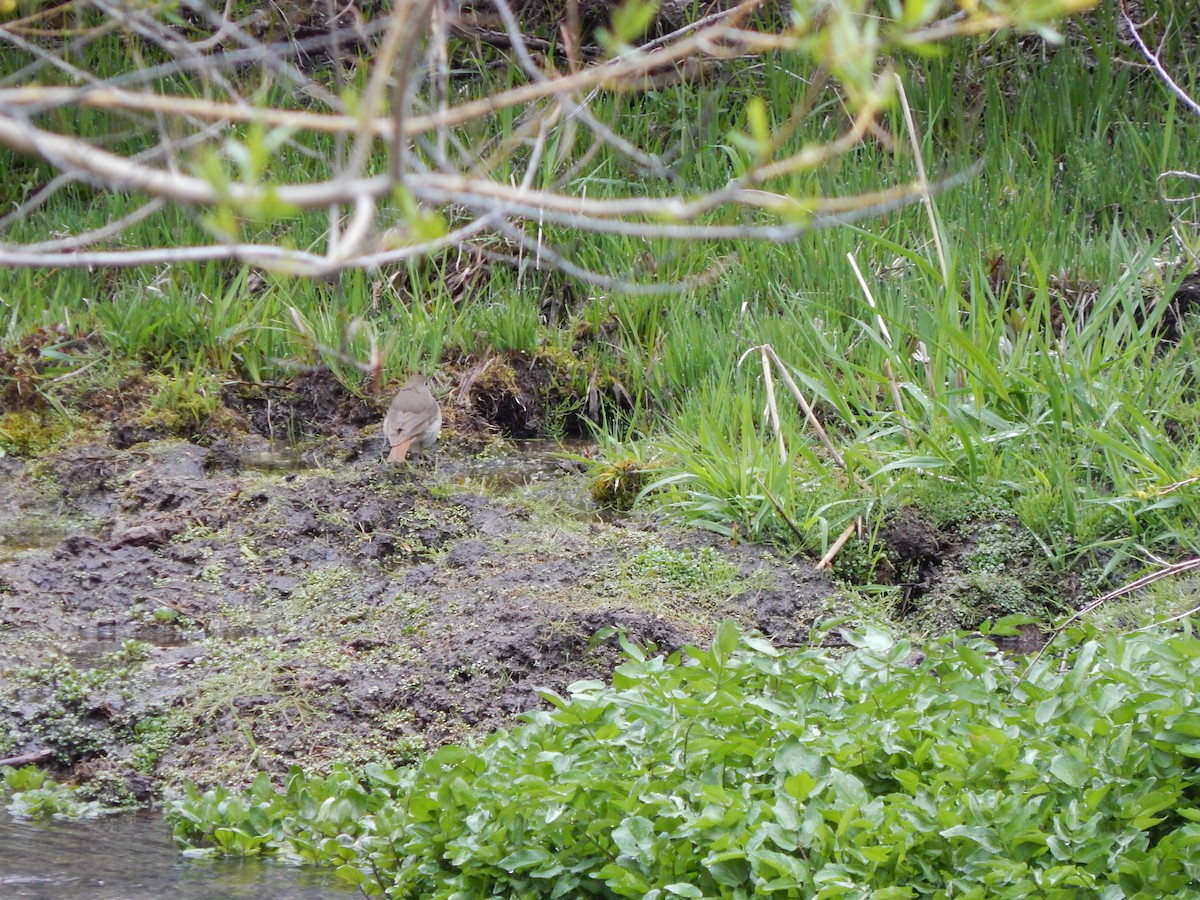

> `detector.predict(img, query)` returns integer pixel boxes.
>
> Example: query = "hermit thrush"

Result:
[383,375,442,463]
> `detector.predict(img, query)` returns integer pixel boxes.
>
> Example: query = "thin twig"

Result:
[817,521,858,570]
[1019,557,1200,682]
[754,476,806,546]
[1121,2,1200,117]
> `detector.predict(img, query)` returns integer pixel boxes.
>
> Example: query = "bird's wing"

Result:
[385,407,438,447]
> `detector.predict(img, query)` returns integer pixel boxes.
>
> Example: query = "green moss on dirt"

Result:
[0,410,71,458]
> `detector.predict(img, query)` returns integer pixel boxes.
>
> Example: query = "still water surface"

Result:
[0,809,355,899]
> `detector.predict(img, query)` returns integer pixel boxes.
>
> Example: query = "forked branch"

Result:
[0,0,1095,282]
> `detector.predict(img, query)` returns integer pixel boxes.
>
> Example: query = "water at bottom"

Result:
[0,809,356,899]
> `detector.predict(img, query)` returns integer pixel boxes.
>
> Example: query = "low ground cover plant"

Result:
[170,620,1200,897]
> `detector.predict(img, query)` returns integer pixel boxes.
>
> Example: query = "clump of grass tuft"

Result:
[138,367,237,436]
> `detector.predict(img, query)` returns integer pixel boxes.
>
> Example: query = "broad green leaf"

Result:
[498,847,552,871]
[1048,753,1089,789]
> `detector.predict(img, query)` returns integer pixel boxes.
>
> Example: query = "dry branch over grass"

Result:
[0,0,1093,282]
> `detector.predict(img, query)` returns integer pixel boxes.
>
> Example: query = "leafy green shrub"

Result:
[170,621,1200,897]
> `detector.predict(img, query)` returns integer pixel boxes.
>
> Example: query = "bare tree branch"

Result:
[1121,1,1200,118]
[0,0,1092,282]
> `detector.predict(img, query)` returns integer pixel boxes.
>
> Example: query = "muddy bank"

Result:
[0,360,1074,803]
[0,423,838,802]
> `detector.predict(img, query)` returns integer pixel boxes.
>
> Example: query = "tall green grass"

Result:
[596,22,1200,583]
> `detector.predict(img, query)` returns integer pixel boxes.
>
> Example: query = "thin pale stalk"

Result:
[894,73,947,282]
[761,344,846,471]
[759,346,787,464]
[847,252,912,445]
[817,521,858,570]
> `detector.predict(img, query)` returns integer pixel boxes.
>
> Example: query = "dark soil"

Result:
[877,511,1075,639]
[0,371,842,802]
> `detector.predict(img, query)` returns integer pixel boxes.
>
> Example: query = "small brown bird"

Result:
[383,375,442,463]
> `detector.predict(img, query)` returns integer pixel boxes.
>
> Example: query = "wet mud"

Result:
[0,378,838,800]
